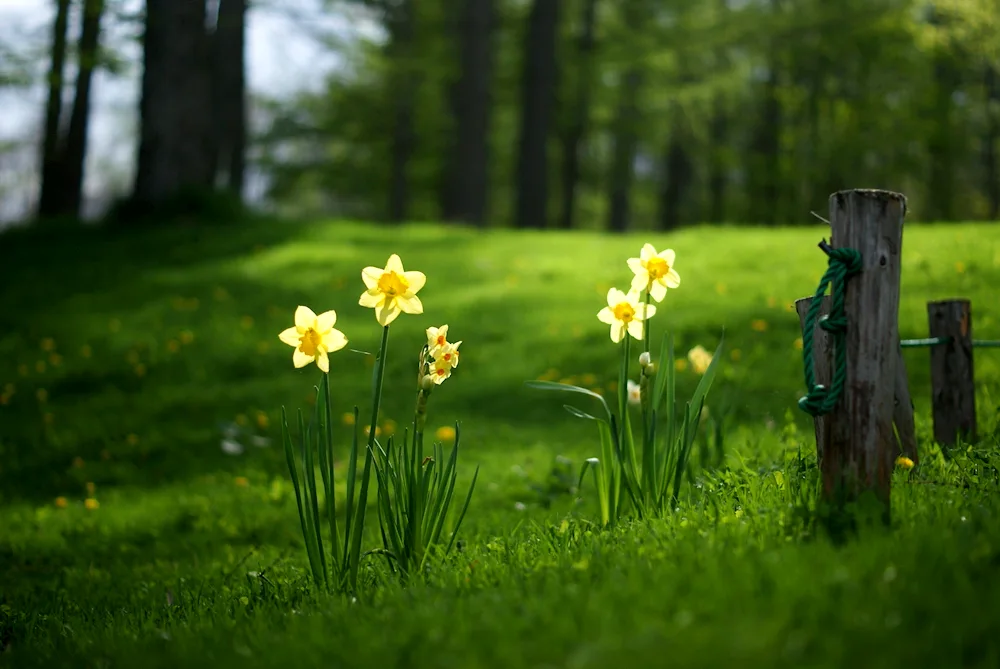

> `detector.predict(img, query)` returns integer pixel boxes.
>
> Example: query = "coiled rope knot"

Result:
[798,242,862,417]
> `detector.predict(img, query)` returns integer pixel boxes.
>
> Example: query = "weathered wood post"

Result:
[797,295,918,480]
[928,299,976,447]
[798,189,906,529]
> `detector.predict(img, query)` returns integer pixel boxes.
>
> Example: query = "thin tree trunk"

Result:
[658,106,692,231]
[59,0,105,218]
[983,65,998,220]
[514,0,560,229]
[212,0,246,197]
[607,67,642,233]
[557,0,598,230]
[387,0,416,223]
[747,63,781,224]
[707,96,727,223]
[37,0,71,219]
[440,0,496,226]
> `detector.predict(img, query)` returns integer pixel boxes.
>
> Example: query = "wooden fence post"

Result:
[824,189,906,526]
[928,299,976,447]
[798,295,918,487]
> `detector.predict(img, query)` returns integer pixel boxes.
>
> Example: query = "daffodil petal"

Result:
[361,266,382,289]
[627,257,644,275]
[629,273,649,292]
[665,269,680,288]
[294,305,317,330]
[316,350,330,374]
[316,310,338,332]
[640,243,656,261]
[627,320,644,340]
[376,301,400,326]
[650,280,667,302]
[607,288,626,306]
[385,254,405,274]
[292,349,314,368]
[396,293,423,314]
[278,326,300,347]
[642,303,657,320]
[359,290,383,308]
[323,329,348,352]
[597,307,615,325]
[610,324,624,343]
[403,270,426,293]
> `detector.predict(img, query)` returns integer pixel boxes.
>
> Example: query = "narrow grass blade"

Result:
[525,380,613,422]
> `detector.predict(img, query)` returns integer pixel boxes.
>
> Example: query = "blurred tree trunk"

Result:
[982,65,998,220]
[658,106,692,231]
[37,0,72,219]
[386,0,416,223]
[747,62,781,224]
[707,96,728,223]
[133,0,215,207]
[514,0,560,229]
[557,0,598,230]
[607,0,644,233]
[212,0,246,198]
[59,0,105,218]
[440,0,495,226]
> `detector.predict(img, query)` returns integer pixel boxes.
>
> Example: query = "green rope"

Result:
[974,340,1000,348]
[900,337,1000,348]
[798,243,863,417]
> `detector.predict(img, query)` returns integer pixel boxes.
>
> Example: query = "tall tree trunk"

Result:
[606,0,644,234]
[440,0,496,226]
[37,0,71,219]
[133,0,215,207]
[747,63,781,224]
[387,0,416,223]
[982,65,998,220]
[212,0,246,198]
[557,0,598,230]
[59,0,105,218]
[514,0,560,229]
[707,96,727,223]
[658,107,692,231]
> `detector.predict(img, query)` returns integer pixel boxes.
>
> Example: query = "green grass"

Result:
[1,219,1000,667]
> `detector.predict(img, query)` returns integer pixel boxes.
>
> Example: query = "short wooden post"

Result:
[928,299,976,447]
[798,296,919,481]
[825,189,906,526]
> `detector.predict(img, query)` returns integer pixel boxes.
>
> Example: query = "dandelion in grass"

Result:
[436,425,457,442]
[688,345,713,375]
[54,496,67,508]
[751,319,768,332]
[84,498,99,510]
[597,288,655,343]
[278,305,348,373]
[895,456,914,470]
[627,244,680,302]
[360,253,426,326]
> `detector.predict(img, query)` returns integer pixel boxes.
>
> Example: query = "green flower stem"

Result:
[347,324,390,593]
[642,287,652,355]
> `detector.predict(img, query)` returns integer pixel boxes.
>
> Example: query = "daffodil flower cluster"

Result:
[274,253,475,593]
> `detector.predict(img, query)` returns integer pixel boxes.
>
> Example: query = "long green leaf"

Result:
[524,380,613,422]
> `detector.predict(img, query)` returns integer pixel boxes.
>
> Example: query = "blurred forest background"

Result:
[1,0,999,230]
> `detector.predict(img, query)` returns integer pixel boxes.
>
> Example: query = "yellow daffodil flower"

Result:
[360,254,426,326]
[426,325,451,355]
[278,305,348,373]
[429,341,462,384]
[597,288,655,343]
[687,345,713,375]
[627,243,680,302]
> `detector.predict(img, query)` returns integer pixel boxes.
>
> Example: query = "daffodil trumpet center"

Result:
[377,271,409,298]
[298,327,324,356]
[612,302,636,323]
[646,256,669,280]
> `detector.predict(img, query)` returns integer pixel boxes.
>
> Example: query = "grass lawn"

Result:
[1,218,1000,668]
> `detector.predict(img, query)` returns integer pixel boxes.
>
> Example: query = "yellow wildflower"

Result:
[278,305,348,373]
[597,288,655,343]
[429,344,461,385]
[793,337,803,350]
[382,419,397,436]
[426,325,451,354]
[436,425,457,442]
[627,244,680,302]
[54,496,68,509]
[235,476,250,487]
[41,337,56,352]
[84,498,99,510]
[359,254,426,326]
[342,412,356,426]
[675,359,688,372]
[895,456,914,470]
[751,319,768,332]
[687,345,713,375]
[86,481,96,495]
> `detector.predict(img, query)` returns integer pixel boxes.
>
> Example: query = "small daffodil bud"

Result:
[638,351,651,367]
[420,374,435,391]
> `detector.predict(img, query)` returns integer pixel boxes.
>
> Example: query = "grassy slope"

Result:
[1,219,999,667]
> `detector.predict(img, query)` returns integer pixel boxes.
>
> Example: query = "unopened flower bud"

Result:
[420,374,435,391]
[638,351,651,367]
